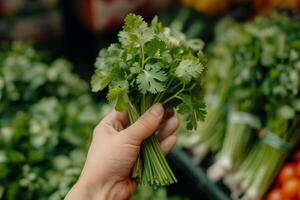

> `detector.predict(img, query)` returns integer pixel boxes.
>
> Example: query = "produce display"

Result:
[179,12,300,199]
[91,13,207,187]
[0,43,104,200]
[206,17,265,182]
[224,13,300,200]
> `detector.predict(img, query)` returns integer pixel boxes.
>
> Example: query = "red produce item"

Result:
[267,188,284,200]
[278,163,297,185]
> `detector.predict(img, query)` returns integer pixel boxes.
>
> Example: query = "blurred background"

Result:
[0,0,300,200]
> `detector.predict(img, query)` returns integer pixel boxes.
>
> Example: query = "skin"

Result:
[65,104,179,200]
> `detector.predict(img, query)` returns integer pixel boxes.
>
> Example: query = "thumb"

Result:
[122,104,164,144]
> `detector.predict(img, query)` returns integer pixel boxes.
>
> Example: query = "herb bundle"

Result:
[222,13,300,199]
[91,14,207,186]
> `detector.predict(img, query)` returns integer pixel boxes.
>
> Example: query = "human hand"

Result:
[65,104,179,200]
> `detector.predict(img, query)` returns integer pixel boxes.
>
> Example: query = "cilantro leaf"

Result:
[175,59,203,84]
[136,64,167,94]
[95,44,125,70]
[90,69,113,92]
[107,87,129,111]
[178,95,206,130]
[145,38,166,58]
[118,14,154,47]
[151,16,165,33]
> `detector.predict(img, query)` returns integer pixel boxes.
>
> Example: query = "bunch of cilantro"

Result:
[91,14,207,186]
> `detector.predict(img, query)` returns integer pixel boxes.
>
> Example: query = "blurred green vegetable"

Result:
[224,13,300,199]
[0,42,104,200]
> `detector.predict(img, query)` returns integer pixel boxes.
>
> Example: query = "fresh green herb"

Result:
[91,14,207,186]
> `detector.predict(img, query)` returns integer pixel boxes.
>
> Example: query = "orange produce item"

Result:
[282,178,300,198]
[268,0,300,9]
[181,0,230,15]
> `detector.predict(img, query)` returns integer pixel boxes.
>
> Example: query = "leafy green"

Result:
[106,87,129,111]
[178,95,206,130]
[91,69,113,92]
[136,64,168,94]
[175,59,203,84]
[91,14,207,186]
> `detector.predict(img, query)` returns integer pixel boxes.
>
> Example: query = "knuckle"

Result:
[138,116,154,132]
[174,117,180,128]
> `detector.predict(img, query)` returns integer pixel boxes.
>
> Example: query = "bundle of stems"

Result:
[223,12,300,198]
[205,12,300,185]
[207,89,262,182]
[182,19,237,162]
[224,117,300,199]
[205,20,265,181]
[190,78,231,163]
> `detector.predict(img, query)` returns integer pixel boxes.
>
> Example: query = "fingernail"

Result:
[149,103,163,117]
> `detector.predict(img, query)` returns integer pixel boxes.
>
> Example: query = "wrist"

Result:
[74,177,109,200]
[74,177,135,200]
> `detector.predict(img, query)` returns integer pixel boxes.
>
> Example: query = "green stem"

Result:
[141,45,145,69]
[153,76,176,103]
[144,57,151,64]
[161,95,183,105]
[161,85,185,105]
[129,95,177,186]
